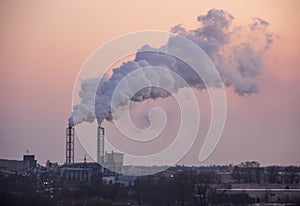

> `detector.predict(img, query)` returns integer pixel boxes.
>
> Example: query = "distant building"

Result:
[102,175,136,186]
[0,155,37,174]
[103,176,115,184]
[0,159,24,174]
[105,151,124,173]
[60,162,102,183]
[46,160,58,170]
[23,155,37,170]
[115,175,136,186]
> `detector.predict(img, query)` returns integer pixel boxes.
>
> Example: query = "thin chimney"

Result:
[66,126,74,164]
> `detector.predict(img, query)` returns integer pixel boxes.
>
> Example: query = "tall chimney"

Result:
[66,126,74,164]
[97,126,105,165]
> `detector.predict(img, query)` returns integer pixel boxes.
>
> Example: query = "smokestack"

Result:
[66,126,74,164]
[97,126,105,165]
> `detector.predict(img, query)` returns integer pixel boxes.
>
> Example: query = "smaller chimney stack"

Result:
[66,126,74,164]
[97,126,105,165]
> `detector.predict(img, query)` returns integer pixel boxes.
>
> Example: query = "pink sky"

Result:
[0,1,299,166]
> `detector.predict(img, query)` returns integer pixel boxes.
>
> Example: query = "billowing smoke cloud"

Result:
[170,9,275,95]
[69,9,275,126]
[68,77,99,126]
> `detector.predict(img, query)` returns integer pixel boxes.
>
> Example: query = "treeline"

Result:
[231,161,300,184]
[1,163,300,205]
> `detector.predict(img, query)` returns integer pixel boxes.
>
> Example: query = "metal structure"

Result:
[66,126,74,164]
[97,126,105,165]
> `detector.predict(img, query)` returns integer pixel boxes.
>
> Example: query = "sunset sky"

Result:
[0,0,300,166]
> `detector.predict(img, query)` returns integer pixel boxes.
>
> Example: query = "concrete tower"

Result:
[97,126,105,164]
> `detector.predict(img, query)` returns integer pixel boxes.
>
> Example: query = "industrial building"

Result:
[0,154,37,174]
[60,162,102,183]
[65,125,124,174]
[105,151,124,174]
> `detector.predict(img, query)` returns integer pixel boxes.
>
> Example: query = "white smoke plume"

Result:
[68,77,99,126]
[170,9,275,95]
[69,9,275,126]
